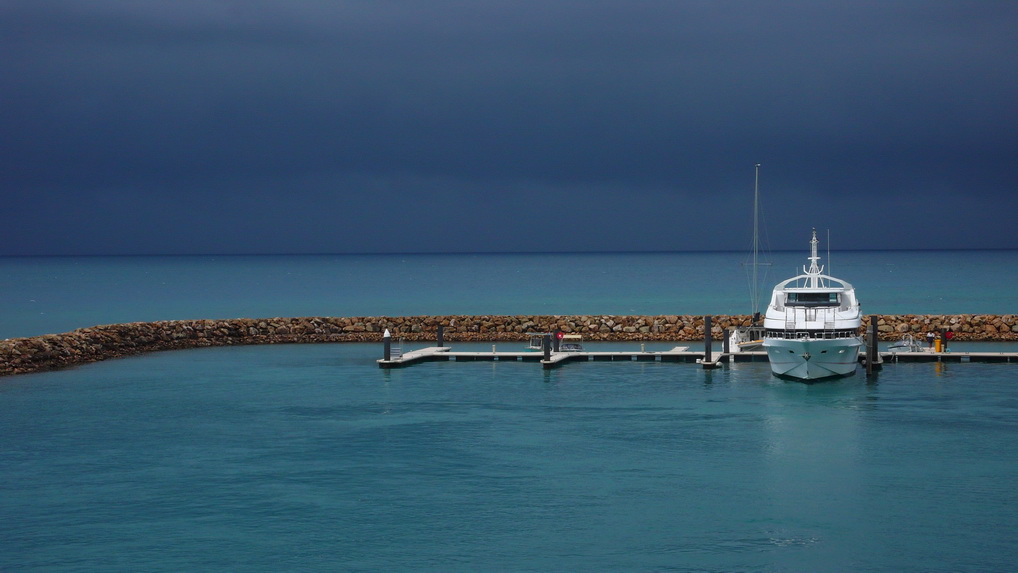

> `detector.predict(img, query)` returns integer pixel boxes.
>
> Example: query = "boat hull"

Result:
[763,336,863,380]
[729,326,765,353]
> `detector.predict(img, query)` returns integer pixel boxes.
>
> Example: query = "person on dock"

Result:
[926,331,935,349]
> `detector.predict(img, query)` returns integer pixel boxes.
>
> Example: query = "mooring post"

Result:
[703,316,713,366]
[865,334,873,376]
[383,328,392,361]
[437,325,444,348]
[553,330,561,352]
[543,334,552,361]
[722,328,730,354]
[867,315,879,375]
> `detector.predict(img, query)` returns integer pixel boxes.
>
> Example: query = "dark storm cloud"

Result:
[2,1,1017,254]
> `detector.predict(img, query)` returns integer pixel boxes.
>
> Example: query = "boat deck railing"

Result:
[765,329,859,340]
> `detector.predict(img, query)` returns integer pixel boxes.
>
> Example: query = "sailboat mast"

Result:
[752,163,760,322]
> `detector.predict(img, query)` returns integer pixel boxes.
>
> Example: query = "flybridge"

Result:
[785,292,840,306]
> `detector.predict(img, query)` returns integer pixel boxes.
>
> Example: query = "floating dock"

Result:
[378,346,1018,370]
[881,351,1018,363]
[376,322,1018,371]
[378,346,701,369]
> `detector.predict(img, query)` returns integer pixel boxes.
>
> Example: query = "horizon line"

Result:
[3,247,1017,258]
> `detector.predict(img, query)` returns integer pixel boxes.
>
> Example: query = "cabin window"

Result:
[785,292,839,307]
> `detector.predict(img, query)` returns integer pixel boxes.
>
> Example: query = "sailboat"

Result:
[728,163,770,352]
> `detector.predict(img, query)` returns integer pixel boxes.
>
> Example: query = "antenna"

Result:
[827,228,831,275]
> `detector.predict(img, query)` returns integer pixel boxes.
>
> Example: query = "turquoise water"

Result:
[3,344,1017,571]
[2,250,1017,339]
[2,251,1018,571]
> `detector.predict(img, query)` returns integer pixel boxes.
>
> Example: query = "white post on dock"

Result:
[383,329,392,361]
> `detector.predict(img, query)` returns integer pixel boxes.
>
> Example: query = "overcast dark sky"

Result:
[3,1,1016,255]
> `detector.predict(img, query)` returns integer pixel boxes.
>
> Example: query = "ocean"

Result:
[3,250,1018,340]
[3,250,1018,571]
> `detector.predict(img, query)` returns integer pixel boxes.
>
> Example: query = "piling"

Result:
[383,329,392,361]
[704,316,712,356]
[866,316,880,375]
[702,315,719,369]
[543,334,551,361]
[437,325,444,348]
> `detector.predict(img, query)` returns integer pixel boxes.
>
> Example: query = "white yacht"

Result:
[762,230,862,380]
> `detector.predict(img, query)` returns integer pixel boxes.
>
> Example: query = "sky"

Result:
[3,1,1017,255]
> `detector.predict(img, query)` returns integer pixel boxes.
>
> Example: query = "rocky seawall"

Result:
[2,314,1016,377]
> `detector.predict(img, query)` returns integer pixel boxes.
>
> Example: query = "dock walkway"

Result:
[378,345,1018,370]
[882,351,1018,363]
[379,346,737,369]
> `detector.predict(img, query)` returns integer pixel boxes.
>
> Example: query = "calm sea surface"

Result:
[3,251,1018,571]
[2,250,1017,339]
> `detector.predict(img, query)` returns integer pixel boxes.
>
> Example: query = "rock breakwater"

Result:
[2,314,1015,377]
